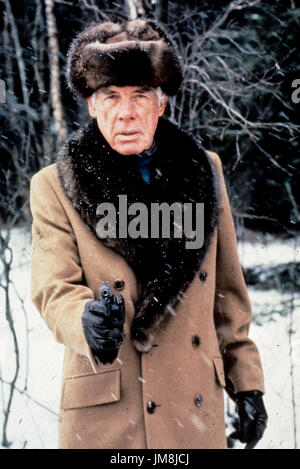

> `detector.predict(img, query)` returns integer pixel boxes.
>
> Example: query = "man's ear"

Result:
[158,96,167,117]
[87,95,97,118]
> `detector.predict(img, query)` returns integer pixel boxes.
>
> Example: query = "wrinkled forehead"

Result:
[96,85,156,95]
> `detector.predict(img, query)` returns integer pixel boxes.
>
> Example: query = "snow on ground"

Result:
[237,229,300,268]
[1,227,299,449]
[226,288,300,449]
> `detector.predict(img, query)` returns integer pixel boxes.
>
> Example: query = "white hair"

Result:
[155,86,167,107]
[91,90,98,106]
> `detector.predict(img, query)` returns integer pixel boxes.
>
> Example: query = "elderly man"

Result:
[30,19,267,449]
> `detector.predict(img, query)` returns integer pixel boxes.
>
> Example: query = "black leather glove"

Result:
[230,390,268,449]
[81,292,125,364]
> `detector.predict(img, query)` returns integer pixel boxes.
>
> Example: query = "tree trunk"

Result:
[126,0,146,19]
[156,0,168,24]
[45,0,67,145]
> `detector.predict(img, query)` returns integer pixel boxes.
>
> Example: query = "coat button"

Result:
[199,271,207,281]
[113,279,125,291]
[194,394,203,407]
[192,335,201,348]
[146,401,157,414]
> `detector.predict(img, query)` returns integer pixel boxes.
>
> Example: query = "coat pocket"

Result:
[62,368,120,410]
[212,356,226,388]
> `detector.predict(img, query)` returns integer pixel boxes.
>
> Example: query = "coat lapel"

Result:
[56,117,221,351]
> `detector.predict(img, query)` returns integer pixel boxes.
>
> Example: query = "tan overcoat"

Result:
[30,150,265,449]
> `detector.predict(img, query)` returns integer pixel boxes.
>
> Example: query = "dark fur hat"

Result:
[66,18,183,98]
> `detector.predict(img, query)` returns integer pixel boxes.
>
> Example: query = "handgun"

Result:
[100,281,111,307]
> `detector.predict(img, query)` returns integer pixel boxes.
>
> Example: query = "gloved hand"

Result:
[81,293,125,364]
[230,390,268,449]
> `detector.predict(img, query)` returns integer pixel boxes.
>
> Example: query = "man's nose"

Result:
[118,99,136,120]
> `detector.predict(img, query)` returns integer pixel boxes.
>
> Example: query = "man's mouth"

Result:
[115,131,141,141]
[117,131,140,136]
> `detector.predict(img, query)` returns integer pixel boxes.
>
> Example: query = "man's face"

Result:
[87,85,167,155]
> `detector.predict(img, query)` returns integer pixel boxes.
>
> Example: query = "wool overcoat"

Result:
[30,118,265,449]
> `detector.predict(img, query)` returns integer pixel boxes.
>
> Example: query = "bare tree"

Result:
[45,0,67,145]
[125,0,145,19]
[0,0,59,447]
[165,1,299,225]
[155,0,168,23]
[0,229,19,448]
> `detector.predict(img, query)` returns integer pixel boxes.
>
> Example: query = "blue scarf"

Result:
[136,144,157,184]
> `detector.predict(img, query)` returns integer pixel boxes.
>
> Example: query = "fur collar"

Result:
[56,117,221,352]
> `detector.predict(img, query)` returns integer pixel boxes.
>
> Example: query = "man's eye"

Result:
[105,95,117,100]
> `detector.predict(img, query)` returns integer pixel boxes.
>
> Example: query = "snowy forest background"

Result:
[0,0,299,449]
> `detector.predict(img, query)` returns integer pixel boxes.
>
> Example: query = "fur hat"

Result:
[66,18,183,98]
